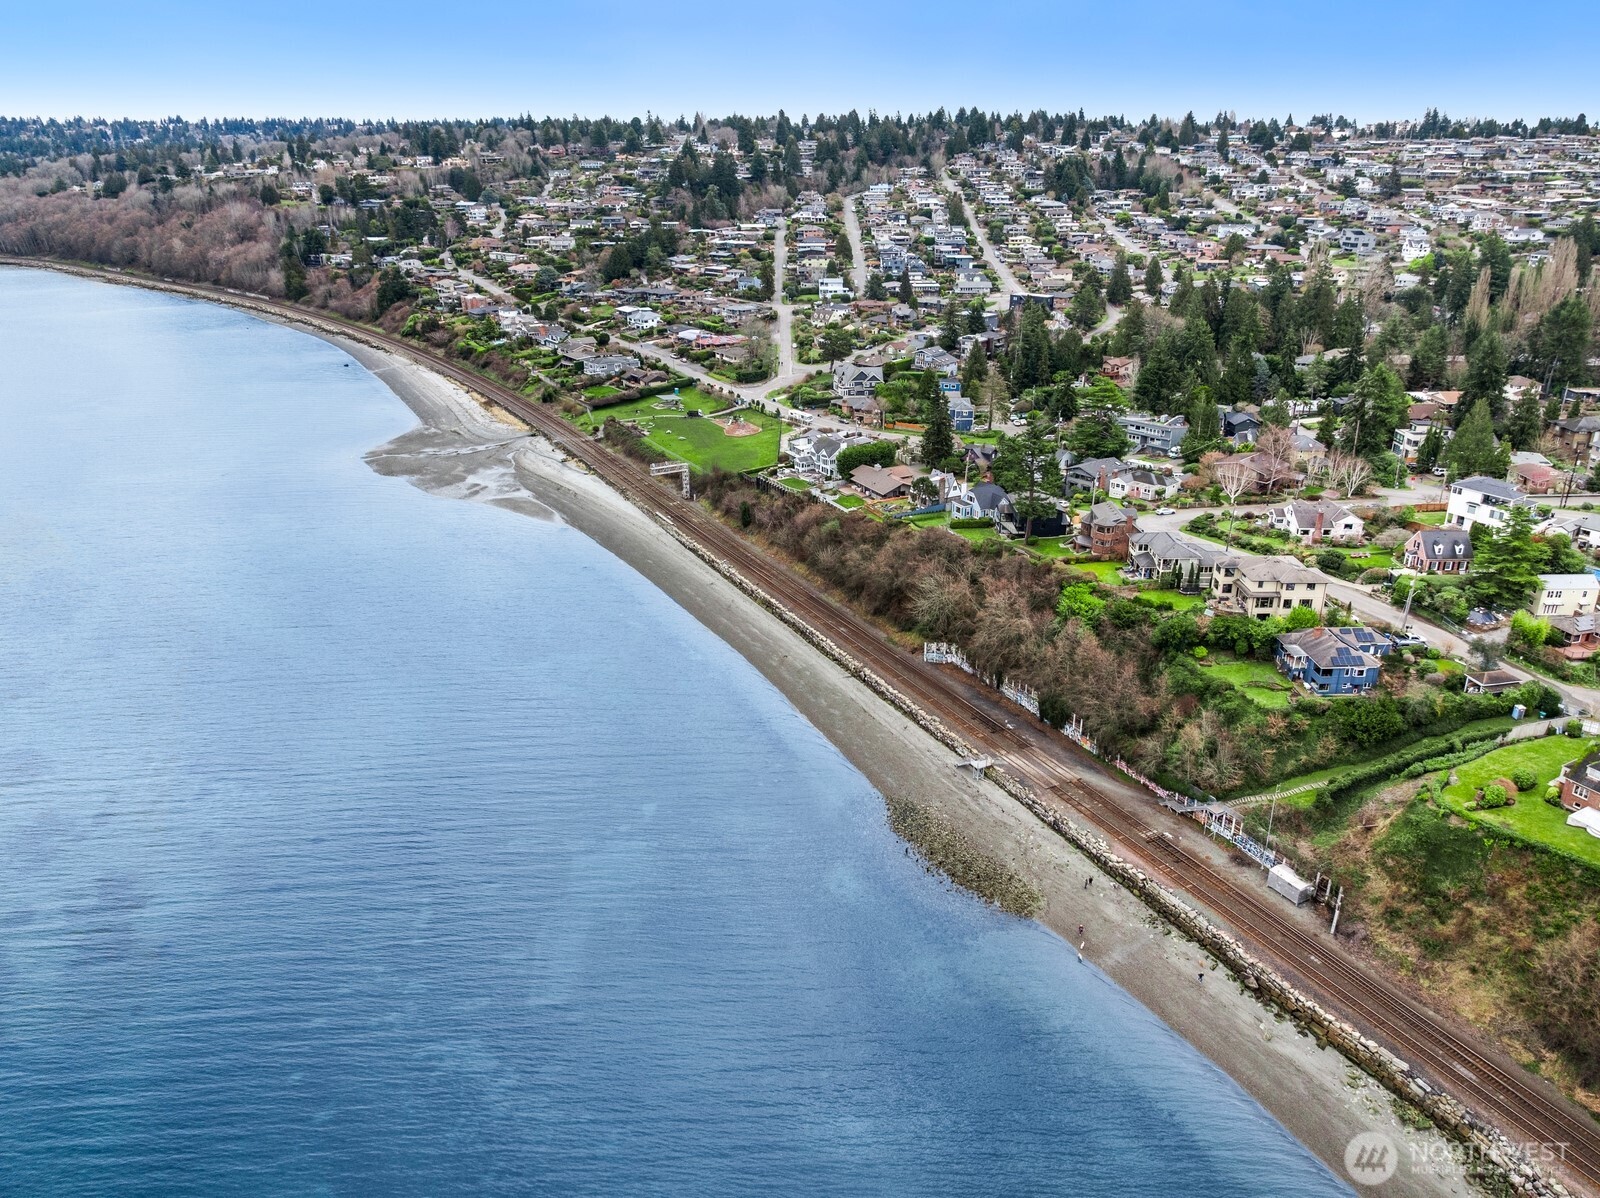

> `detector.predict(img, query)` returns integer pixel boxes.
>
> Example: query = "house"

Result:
[1117,412,1188,457]
[1463,668,1523,695]
[1401,527,1473,574]
[1275,627,1394,695]
[1531,574,1600,618]
[788,431,873,478]
[1266,500,1365,545]
[833,363,884,401]
[1550,414,1600,469]
[849,464,918,499]
[996,495,1068,539]
[947,396,975,433]
[1547,613,1600,657]
[1513,461,1569,494]
[625,307,662,330]
[1219,409,1262,447]
[1557,748,1600,812]
[1063,456,1131,496]
[1106,467,1180,502]
[1446,476,1529,532]
[582,354,641,377]
[1535,510,1600,551]
[1211,555,1328,618]
[913,346,961,376]
[1077,502,1140,561]
[1125,529,1225,591]
[949,482,1008,520]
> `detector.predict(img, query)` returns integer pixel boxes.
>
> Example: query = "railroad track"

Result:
[38,268,1600,1195]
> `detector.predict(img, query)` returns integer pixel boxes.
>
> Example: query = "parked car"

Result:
[1155,506,1176,515]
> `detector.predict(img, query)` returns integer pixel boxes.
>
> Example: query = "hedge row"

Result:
[1322,725,1511,803]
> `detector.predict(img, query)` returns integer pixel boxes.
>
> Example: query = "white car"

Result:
[1155,506,1176,515]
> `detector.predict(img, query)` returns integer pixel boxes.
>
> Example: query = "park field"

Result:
[571,392,782,473]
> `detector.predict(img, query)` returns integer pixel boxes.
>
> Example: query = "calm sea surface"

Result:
[0,268,1349,1196]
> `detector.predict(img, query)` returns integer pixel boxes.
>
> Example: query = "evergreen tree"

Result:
[1217,339,1254,409]
[1506,386,1545,451]
[1132,327,1184,414]
[1106,255,1133,305]
[865,272,888,301]
[898,267,914,308]
[1339,364,1407,458]
[1010,304,1054,390]
[961,341,988,401]
[1409,323,1448,388]
[1109,297,1145,357]
[1144,256,1165,299]
[917,371,954,466]
[1448,398,1506,478]
[994,413,1064,537]
[1180,386,1222,461]
[1460,329,1509,424]
[1469,505,1544,610]
[1415,425,1444,472]
[1069,273,1106,330]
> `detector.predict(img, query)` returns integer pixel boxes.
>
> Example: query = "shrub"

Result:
[1567,719,1585,738]
[1510,767,1539,792]
[1192,645,1208,660]
[1477,783,1509,810]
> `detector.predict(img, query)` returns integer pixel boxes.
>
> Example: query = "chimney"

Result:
[1312,508,1325,545]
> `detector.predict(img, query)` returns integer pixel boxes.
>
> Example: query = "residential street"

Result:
[840,195,867,296]
[939,175,1022,308]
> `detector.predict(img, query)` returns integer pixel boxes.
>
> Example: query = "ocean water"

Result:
[0,268,1350,1196]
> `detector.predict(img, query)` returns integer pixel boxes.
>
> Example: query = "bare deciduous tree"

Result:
[1324,450,1373,497]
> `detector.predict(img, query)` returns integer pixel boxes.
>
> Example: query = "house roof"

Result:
[1408,527,1474,559]
[1454,475,1523,502]
[1276,627,1382,672]
[1085,501,1138,529]
[1218,554,1327,584]
[1538,574,1599,589]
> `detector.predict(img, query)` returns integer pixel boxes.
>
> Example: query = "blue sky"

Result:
[5,0,1596,124]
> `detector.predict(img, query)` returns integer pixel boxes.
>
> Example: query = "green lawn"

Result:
[1140,589,1208,611]
[1065,560,1127,583]
[1203,656,1294,709]
[905,512,952,529]
[779,476,813,492]
[1025,536,1079,559]
[1344,548,1394,571]
[571,397,780,472]
[836,494,866,510]
[1440,737,1600,867]
[1469,790,1600,869]
[1441,738,1586,806]
[950,524,1004,546]
[1412,509,1449,525]
[582,383,620,399]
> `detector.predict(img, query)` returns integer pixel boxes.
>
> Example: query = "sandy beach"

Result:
[319,327,1480,1197]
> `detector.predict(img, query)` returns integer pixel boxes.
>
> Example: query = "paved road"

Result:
[940,175,1022,309]
[840,194,867,296]
[770,216,798,385]
[1134,505,1600,714]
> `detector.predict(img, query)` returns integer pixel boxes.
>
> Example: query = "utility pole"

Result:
[1330,884,1344,936]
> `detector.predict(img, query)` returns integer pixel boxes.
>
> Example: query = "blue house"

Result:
[1274,627,1394,695]
[947,395,975,432]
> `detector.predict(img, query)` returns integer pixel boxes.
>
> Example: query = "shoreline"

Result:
[0,261,1491,1195]
[327,335,1477,1196]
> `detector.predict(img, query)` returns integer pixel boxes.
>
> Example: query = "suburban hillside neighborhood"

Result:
[7,102,1600,1117]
